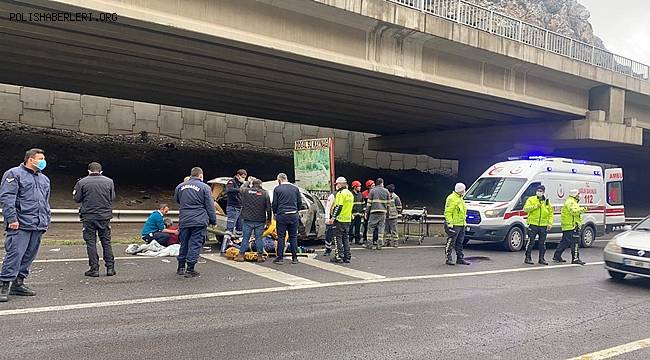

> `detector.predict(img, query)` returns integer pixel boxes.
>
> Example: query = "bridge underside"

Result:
[0,0,579,136]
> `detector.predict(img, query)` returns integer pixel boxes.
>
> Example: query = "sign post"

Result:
[293,138,335,201]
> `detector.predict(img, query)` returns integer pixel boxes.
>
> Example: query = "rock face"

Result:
[472,0,605,48]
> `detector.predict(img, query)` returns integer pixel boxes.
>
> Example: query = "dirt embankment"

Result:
[0,122,454,213]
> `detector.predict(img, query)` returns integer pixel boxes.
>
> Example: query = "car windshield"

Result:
[464,177,527,202]
[635,217,650,231]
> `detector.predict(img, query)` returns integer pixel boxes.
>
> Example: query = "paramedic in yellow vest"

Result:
[523,185,554,265]
[444,183,469,266]
[553,189,587,265]
[329,177,354,263]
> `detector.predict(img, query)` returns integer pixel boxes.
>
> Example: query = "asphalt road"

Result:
[1,236,649,360]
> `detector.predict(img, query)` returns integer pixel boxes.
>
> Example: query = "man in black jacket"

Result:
[221,169,247,254]
[272,173,302,265]
[175,167,217,278]
[235,178,271,262]
[73,162,116,278]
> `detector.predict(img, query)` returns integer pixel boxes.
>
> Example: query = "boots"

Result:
[10,276,36,296]
[456,258,470,266]
[538,257,549,266]
[445,253,455,266]
[234,254,245,262]
[184,264,200,278]
[176,262,186,276]
[572,258,586,265]
[0,281,9,302]
[524,254,534,265]
[84,269,99,277]
[106,266,116,277]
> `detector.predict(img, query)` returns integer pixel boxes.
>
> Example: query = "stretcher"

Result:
[401,208,428,245]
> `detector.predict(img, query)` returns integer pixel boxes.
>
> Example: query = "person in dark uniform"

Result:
[272,173,302,265]
[349,180,364,245]
[221,169,247,254]
[73,162,117,277]
[0,148,51,302]
[175,167,217,278]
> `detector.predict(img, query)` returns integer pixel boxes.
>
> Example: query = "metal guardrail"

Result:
[0,209,643,225]
[386,0,650,80]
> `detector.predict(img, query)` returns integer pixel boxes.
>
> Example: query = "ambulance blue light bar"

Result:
[507,156,547,161]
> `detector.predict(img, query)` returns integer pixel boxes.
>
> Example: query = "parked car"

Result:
[604,216,650,280]
[206,177,326,243]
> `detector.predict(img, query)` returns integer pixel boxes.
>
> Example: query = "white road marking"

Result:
[1,256,157,264]
[201,253,319,286]
[300,258,386,280]
[314,245,445,252]
[0,261,604,317]
[566,337,650,360]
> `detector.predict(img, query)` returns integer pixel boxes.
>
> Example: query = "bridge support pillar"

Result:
[589,86,626,124]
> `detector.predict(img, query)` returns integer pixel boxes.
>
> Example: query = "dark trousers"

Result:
[525,225,547,260]
[555,229,580,260]
[349,215,362,244]
[178,226,207,265]
[83,219,114,270]
[335,221,351,261]
[362,216,369,243]
[142,231,171,246]
[445,226,466,260]
[276,213,299,261]
[324,224,335,253]
[0,230,44,282]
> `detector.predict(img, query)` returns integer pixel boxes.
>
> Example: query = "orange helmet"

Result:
[351,180,362,188]
[365,180,375,188]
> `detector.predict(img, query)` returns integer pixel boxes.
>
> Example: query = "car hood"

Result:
[615,230,650,250]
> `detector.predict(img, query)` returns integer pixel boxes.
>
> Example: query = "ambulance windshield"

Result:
[464,177,526,202]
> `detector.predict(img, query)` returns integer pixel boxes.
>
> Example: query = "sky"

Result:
[579,0,650,66]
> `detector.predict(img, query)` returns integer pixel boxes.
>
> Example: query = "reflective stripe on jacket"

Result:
[560,196,587,231]
[366,185,389,214]
[387,193,402,220]
[523,196,553,227]
[444,192,466,227]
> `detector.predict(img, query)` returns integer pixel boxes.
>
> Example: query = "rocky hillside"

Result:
[473,0,605,48]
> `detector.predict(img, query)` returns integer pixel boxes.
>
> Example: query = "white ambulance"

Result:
[463,157,625,251]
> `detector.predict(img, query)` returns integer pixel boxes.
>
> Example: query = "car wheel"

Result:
[608,270,626,280]
[502,227,524,252]
[580,226,595,248]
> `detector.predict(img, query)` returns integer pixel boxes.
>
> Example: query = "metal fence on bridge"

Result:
[387,0,650,81]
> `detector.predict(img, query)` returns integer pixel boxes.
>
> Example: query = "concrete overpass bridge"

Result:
[1,0,649,175]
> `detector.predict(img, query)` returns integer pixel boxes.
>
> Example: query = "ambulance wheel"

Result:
[502,227,524,252]
[580,225,595,248]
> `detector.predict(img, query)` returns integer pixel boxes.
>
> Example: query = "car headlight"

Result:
[484,208,507,218]
[605,240,622,254]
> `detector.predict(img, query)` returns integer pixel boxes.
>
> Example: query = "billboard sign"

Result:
[293,138,335,200]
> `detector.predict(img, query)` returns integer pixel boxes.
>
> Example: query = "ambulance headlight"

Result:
[484,208,507,218]
[605,240,622,254]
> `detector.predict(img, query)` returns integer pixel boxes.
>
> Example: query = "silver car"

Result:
[603,216,650,280]
[206,177,326,242]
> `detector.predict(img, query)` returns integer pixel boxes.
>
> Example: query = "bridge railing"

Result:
[385,0,650,81]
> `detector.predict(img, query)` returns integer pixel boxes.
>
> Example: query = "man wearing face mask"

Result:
[444,183,468,266]
[73,162,116,277]
[0,148,51,302]
[523,185,554,265]
[554,189,587,265]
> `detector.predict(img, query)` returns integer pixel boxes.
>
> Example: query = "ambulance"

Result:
[463,157,625,251]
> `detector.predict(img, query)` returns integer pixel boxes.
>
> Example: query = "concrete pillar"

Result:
[589,86,626,124]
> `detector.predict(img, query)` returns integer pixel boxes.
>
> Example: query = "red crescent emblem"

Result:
[488,167,503,176]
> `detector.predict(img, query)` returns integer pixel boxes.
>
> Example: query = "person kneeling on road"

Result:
[141,204,177,246]
[523,185,553,265]
[175,167,217,277]
[553,189,587,265]
[444,183,469,266]
[329,177,354,263]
